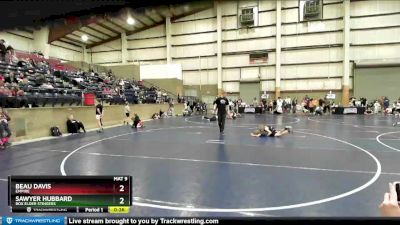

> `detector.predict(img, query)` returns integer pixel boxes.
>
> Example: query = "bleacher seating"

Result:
[0,50,174,108]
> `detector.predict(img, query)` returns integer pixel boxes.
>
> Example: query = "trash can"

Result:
[84,93,95,106]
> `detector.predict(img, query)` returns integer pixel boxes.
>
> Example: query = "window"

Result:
[239,7,256,27]
[299,0,323,21]
[249,52,268,64]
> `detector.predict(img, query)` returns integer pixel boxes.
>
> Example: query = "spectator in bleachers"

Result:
[11,86,25,97]
[16,73,24,83]
[118,79,125,87]
[17,58,27,68]
[35,73,45,86]
[11,86,27,108]
[28,58,36,68]
[0,76,12,97]
[103,86,112,98]
[5,72,17,84]
[157,90,162,104]
[115,86,121,96]
[21,76,29,86]
[5,43,13,58]
[8,48,18,64]
[10,81,18,89]
[0,40,6,61]
[0,40,13,62]
[40,82,54,89]
[104,76,110,84]
[162,92,167,103]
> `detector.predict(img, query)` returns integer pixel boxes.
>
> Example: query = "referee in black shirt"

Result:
[214,92,230,134]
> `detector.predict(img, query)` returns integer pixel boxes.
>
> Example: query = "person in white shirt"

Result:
[41,82,54,89]
[157,91,162,104]
[374,101,381,114]
[229,99,234,112]
[162,92,167,103]
[285,97,291,105]
[74,78,84,83]
[275,97,284,114]
[394,101,400,115]
[285,97,291,113]
[252,97,258,106]
[393,100,400,126]
[123,102,131,126]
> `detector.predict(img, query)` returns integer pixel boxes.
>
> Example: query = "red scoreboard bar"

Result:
[8,176,132,213]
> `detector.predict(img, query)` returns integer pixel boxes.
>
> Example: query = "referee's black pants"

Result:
[218,113,226,133]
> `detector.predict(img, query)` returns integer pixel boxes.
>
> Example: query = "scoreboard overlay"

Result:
[8,176,132,213]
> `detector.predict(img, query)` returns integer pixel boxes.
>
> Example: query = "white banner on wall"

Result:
[140,64,183,80]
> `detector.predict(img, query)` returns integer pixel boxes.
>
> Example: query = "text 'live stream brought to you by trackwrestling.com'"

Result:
[1,217,221,225]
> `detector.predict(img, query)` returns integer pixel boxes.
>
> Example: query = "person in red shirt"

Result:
[0,76,12,97]
[11,86,24,97]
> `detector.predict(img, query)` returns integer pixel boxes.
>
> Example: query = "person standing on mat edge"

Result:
[96,103,104,133]
[123,102,131,126]
[213,92,229,134]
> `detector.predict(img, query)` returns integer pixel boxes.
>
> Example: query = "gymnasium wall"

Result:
[49,41,83,62]
[88,0,400,101]
[8,104,184,142]
[105,64,140,80]
[0,28,83,62]
[350,0,400,61]
[88,38,122,65]
[128,25,167,64]
[0,30,35,52]
[354,67,400,101]
[66,61,91,71]
[183,85,218,103]
[144,79,183,96]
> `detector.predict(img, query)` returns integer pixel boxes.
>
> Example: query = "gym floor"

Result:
[0,114,400,217]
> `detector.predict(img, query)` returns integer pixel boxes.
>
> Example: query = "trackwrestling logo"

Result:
[2,217,65,225]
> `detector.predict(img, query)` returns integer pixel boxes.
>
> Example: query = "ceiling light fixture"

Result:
[127,17,135,25]
[183,5,190,12]
[81,35,88,42]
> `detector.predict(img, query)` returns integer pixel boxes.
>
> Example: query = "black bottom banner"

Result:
[66,217,400,225]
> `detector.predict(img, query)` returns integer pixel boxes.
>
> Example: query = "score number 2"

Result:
[118,185,126,205]
[119,185,125,204]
